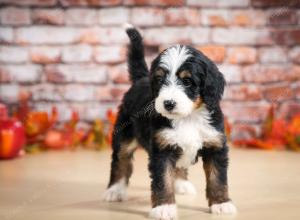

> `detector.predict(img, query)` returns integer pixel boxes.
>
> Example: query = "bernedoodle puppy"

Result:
[103,24,237,220]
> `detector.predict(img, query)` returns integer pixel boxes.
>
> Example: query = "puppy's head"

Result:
[150,45,225,119]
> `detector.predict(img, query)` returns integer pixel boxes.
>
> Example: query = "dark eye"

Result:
[155,75,163,82]
[182,77,192,87]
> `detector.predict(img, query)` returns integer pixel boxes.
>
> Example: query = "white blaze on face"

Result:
[155,45,194,119]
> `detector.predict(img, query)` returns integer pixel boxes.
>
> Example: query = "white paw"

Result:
[174,179,197,195]
[102,179,127,202]
[210,201,237,214]
[149,204,177,220]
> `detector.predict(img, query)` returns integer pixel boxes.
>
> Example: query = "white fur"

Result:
[123,23,134,30]
[102,178,127,202]
[155,83,194,119]
[159,45,191,75]
[210,201,237,215]
[174,179,197,195]
[156,106,222,168]
[155,45,193,119]
[149,204,177,220]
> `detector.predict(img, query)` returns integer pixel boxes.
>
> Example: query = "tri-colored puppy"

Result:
[103,24,237,220]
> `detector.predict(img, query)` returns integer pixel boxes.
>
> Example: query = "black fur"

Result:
[106,26,233,212]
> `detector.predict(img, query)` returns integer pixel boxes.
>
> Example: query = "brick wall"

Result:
[0,0,300,140]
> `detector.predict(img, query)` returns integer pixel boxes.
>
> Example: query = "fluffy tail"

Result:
[124,24,148,83]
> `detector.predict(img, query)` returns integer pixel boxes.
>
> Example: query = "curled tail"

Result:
[124,24,148,83]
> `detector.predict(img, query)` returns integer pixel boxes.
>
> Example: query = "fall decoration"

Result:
[106,109,117,145]
[83,119,107,150]
[0,116,26,159]
[234,105,300,151]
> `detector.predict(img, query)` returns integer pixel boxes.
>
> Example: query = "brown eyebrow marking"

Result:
[178,70,191,78]
[155,68,166,77]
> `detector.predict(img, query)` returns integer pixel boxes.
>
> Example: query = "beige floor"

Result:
[0,147,300,220]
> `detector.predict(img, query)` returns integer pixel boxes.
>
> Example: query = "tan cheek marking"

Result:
[193,96,203,109]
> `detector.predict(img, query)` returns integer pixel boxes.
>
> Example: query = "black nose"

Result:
[163,100,176,111]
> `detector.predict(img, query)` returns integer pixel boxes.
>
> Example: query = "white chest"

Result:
[156,107,222,168]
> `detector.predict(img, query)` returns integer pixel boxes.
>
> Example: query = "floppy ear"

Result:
[201,61,225,107]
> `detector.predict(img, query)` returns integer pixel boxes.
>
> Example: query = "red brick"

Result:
[99,7,129,25]
[259,47,287,63]
[268,9,298,25]
[293,82,300,99]
[222,101,271,123]
[0,69,10,83]
[232,10,266,26]
[263,83,294,102]
[30,46,61,64]
[0,27,13,43]
[145,27,209,45]
[289,46,300,64]
[62,44,92,63]
[202,9,229,27]
[0,7,30,25]
[30,84,63,101]
[0,84,20,103]
[0,46,28,63]
[79,27,101,44]
[242,65,300,83]
[198,45,226,63]
[271,29,300,45]
[212,28,267,45]
[0,65,42,83]
[64,85,96,101]
[32,9,64,25]
[110,85,130,101]
[124,0,184,6]
[94,46,126,64]
[0,0,57,6]
[108,64,130,84]
[278,101,300,120]
[224,84,262,101]
[45,65,108,83]
[144,27,193,45]
[251,0,300,7]
[230,123,258,141]
[60,0,122,6]
[187,0,249,7]
[227,47,257,64]
[131,8,164,27]
[66,9,97,25]
[165,8,200,26]
[80,27,127,44]
[218,64,242,83]
[95,85,130,101]
[16,27,79,45]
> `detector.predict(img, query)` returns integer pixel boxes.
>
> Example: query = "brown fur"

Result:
[175,168,188,180]
[178,70,192,78]
[203,158,229,206]
[151,162,176,207]
[108,140,137,187]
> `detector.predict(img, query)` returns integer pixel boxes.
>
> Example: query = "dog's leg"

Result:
[103,138,137,202]
[174,168,196,195]
[202,147,237,214]
[149,150,178,220]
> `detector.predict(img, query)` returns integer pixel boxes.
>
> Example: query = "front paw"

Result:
[174,179,197,195]
[102,181,127,202]
[149,204,177,220]
[210,201,237,214]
